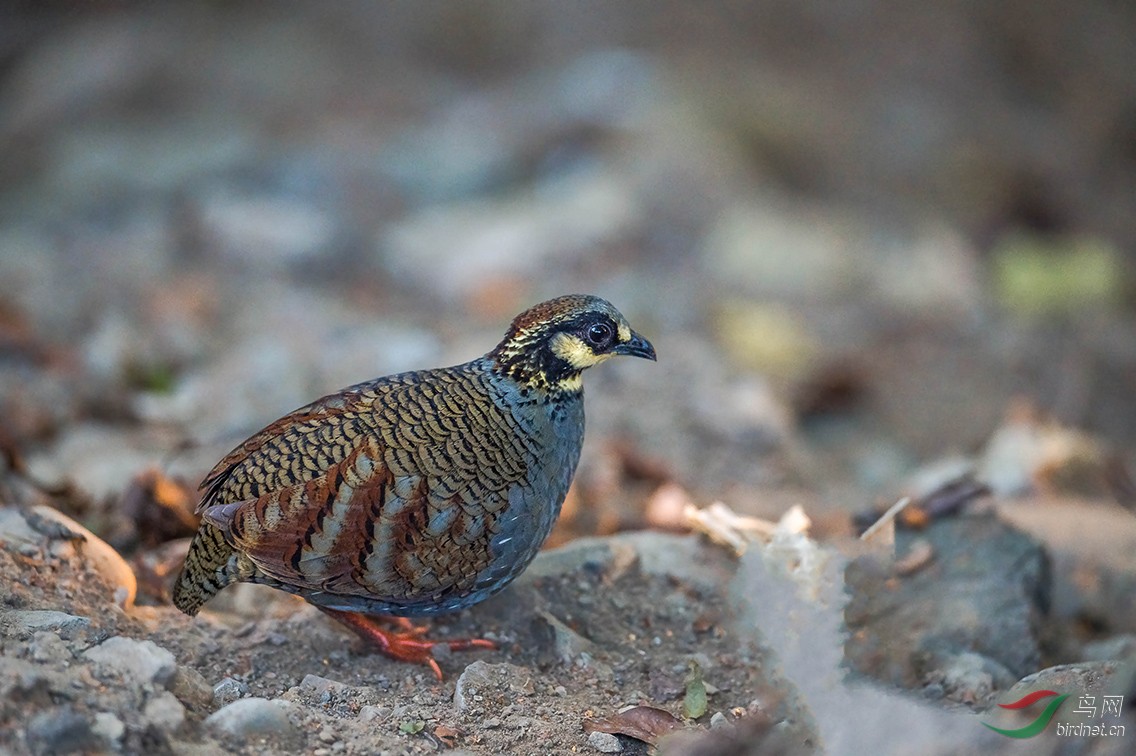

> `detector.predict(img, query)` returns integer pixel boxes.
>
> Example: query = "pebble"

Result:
[4,609,91,639]
[29,631,70,663]
[587,730,622,753]
[83,636,177,687]
[143,690,187,731]
[213,676,250,706]
[299,673,347,702]
[453,661,531,712]
[169,665,215,711]
[205,697,295,738]
[358,704,390,722]
[25,707,97,756]
[91,712,125,747]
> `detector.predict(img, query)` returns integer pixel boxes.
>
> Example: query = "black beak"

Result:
[614,330,657,361]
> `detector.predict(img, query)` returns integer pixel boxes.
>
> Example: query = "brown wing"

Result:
[200,368,532,601]
[197,387,373,514]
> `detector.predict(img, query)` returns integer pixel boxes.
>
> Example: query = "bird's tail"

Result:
[172,522,237,615]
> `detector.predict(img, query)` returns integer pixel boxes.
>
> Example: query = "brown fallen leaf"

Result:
[432,724,463,748]
[583,705,686,746]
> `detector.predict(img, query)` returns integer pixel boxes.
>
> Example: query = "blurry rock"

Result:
[111,468,199,551]
[845,515,1050,693]
[26,505,137,610]
[712,301,818,382]
[169,665,216,712]
[702,201,857,300]
[997,497,1136,634]
[196,187,338,267]
[690,373,792,449]
[143,690,187,731]
[25,424,170,504]
[213,676,251,707]
[91,712,125,749]
[382,169,639,299]
[381,49,657,202]
[978,401,1124,500]
[205,697,296,738]
[83,636,177,687]
[1082,635,1136,662]
[988,661,1136,735]
[25,707,97,756]
[2,609,90,639]
[933,652,1017,706]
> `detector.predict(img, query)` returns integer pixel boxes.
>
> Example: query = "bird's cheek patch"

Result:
[550,332,611,369]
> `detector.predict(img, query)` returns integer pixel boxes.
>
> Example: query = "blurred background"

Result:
[2,2,1136,753]
[2,0,1133,523]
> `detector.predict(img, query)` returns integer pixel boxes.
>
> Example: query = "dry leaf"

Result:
[583,705,685,746]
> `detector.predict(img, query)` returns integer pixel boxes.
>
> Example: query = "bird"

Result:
[172,294,655,678]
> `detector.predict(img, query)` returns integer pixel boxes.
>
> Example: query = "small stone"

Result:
[83,636,177,687]
[169,666,215,711]
[318,727,338,744]
[4,609,91,639]
[358,704,390,722]
[587,730,622,753]
[213,676,250,706]
[710,711,729,730]
[144,691,187,731]
[299,673,347,702]
[205,697,295,738]
[30,631,71,662]
[26,707,96,756]
[91,712,125,746]
[453,661,530,712]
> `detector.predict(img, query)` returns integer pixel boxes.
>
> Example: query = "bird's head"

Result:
[489,295,656,392]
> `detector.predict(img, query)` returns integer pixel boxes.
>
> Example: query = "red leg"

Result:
[318,608,495,680]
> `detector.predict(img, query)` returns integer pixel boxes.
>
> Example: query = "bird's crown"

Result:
[488,295,655,392]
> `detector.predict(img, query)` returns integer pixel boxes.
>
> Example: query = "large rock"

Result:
[83,636,177,687]
[845,514,1050,699]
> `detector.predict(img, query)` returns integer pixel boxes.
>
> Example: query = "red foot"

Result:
[319,608,495,681]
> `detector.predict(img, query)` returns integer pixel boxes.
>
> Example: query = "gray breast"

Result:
[455,376,585,608]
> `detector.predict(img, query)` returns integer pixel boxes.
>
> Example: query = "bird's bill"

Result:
[614,331,657,361]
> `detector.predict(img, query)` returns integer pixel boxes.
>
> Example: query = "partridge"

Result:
[172,295,655,677]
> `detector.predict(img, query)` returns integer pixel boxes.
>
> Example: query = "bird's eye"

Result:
[585,322,613,347]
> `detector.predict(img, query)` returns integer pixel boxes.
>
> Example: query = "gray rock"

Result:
[587,730,622,753]
[144,690,187,731]
[534,609,595,665]
[205,697,295,738]
[91,712,125,747]
[1082,634,1136,662]
[30,630,71,662]
[83,636,177,687]
[995,661,1136,735]
[299,673,347,703]
[25,707,97,756]
[845,515,1050,690]
[3,609,90,639]
[453,661,531,713]
[213,676,250,707]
